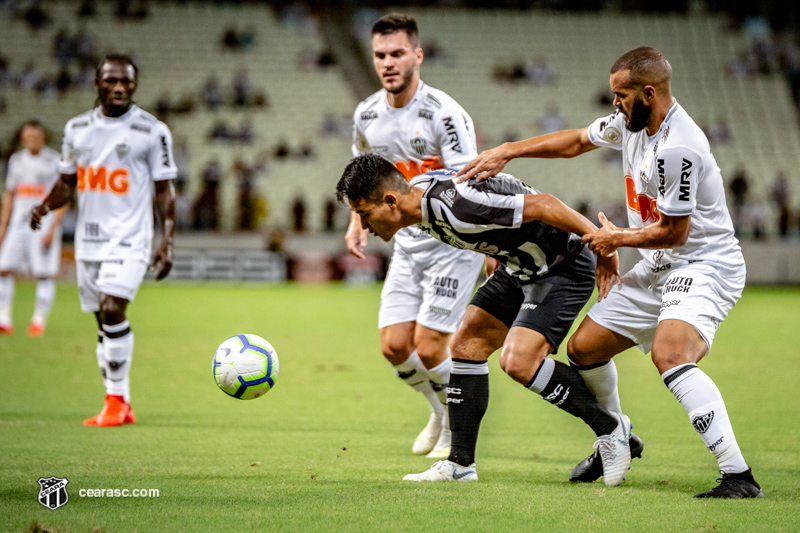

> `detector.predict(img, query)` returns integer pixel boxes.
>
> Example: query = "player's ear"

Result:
[384,191,398,207]
[643,85,656,101]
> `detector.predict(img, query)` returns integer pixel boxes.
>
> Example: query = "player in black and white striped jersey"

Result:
[337,154,633,484]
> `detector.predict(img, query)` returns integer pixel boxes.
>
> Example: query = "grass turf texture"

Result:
[1,282,798,532]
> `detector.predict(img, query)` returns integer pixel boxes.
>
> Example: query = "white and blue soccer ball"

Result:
[213,334,279,400]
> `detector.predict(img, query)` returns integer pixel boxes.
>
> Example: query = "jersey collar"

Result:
[95,104,138,122]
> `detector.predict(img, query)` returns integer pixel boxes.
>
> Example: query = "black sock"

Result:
[533,360,618,437]
[447,359,489,467]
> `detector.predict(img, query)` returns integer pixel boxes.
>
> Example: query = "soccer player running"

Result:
[346,13,484,459]
[337,155,633,485]
[30,54,177,427]
[456,47,762,498]
[0,121,66,336]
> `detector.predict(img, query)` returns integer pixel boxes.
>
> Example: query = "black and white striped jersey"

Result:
[411,169,585,281]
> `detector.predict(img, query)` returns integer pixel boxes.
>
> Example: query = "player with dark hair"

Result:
[0,120,65,336]
[31,54,177,427]
[456,46,762,498]
[337,154,633,484]
[346,13,484,459]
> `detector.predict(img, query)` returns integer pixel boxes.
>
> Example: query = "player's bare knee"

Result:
[450,332,492,362]
[99,296,128,325]
[651,348,691,375]
[380,339,412,365]
[500,347,545,384]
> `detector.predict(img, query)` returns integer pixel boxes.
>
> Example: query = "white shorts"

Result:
[587,259,745,355]
[0,225,62,277]
[379,241,484,333]
[76,259,148,312]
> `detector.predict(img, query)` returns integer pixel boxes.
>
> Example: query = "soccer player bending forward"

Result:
[31,54,176,427]
[456,46,761,499]
[337,154,632,485]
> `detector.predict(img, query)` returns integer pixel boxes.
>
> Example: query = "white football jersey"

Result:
[352,80,478,252]
[4,146,60,232]
[586,101,744,272]
[59,105,177,262]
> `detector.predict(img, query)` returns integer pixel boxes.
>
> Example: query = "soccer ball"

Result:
[213,334,279,400]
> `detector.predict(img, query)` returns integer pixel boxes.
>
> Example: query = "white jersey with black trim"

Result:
[59,105,177,262]
[586,101,744,273]
[352,80,477,252]
[4,147,60,232]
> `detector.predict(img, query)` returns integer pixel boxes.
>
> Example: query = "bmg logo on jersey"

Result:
[77,165,130,195]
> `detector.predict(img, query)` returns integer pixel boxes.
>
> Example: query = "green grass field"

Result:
[1,282,798,532]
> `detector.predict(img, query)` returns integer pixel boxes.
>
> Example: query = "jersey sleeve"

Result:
[433,103,478,168]
[654,146,701,216]
[351,107,367,157]
[3,153,19,191]
[58,122,77,175]
[148,122,178,181]
[586,111,625,150]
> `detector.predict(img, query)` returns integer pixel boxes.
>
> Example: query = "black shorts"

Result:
[470,247,596,353]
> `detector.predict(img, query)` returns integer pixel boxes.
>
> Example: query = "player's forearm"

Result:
[0,191,13,236]
[523,193,597,236]
[506,129,592,160]
[609,219,689,250]
[51,205,69,227]
[154,182,176,244]
[41,174,77,211]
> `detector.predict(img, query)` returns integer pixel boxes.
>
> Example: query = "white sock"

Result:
[426,354,452,425]
[393,350,443,419]
[96,330,108,390]
[0,275,14,326]
[663,363,749,474]
[570,358,623,414]
[103,321,134,404]
[32,279,56,326]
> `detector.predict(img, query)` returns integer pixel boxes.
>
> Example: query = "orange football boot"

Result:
[84,395,136,426]
[27,322,45,337]
[0,324,13,335]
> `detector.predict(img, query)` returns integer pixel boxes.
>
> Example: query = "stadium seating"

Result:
[1,3,798,231]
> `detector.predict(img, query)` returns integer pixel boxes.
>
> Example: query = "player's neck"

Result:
[27,147,42,156]
[646,96,674,136]
[101,104,133,119]
[403,186,425,225]
[386,77,420,109]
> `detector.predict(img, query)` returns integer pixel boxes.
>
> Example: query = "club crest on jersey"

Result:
[115,142,130,160]
[410,138,427,157]
[604,126,622,144]
[38,476,69,510]
[692,411,714,434]
[440,188,457,208]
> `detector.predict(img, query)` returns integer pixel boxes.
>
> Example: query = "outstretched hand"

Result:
[455,145,511,183]
[582,212,620,258]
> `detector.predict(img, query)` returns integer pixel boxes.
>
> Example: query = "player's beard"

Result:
[386,67,415,95]
[624,96,651,133]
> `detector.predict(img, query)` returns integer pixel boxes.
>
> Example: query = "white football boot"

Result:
[425,424,451,460]
[412,412,443,455]
[593,412,632,486]
[403,460,478,482]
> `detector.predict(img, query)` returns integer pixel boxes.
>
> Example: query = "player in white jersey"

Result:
[30,54,177,428]
[346,14,484,459]
[456,47,762,498]
[0,121,66,336]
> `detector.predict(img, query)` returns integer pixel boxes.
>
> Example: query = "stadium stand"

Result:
[1,3,798,233]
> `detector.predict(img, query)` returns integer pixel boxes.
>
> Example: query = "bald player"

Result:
[456,46,761,499]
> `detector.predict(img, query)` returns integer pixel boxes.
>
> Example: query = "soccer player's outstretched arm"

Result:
[521,193,620,299]
[456,128,598,183]
[152,180,176,281]
[30,173,76,231]
[583,211,690,258]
